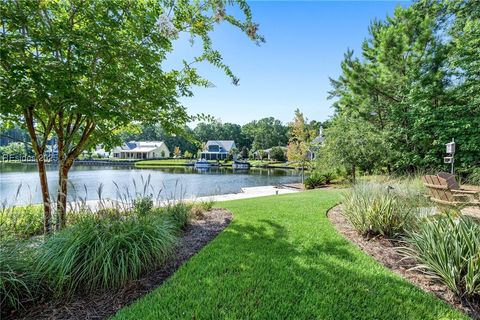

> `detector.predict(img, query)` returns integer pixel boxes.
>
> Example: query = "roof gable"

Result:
[204,140,235,152]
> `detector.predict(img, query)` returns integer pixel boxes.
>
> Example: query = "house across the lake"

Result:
[253,146,287,160]
[309,126,325,160]
[200,140,236,160]
[112,141,170,160]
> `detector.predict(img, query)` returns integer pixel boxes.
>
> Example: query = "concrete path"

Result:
[190,185,299,202]
[73,185,300,211]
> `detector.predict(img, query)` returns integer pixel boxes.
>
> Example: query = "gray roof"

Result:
[114,141,167,153]
[311,135,324,145]
[204,140,236,152]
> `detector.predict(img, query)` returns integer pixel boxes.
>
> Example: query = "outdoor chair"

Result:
[421,174,480,206]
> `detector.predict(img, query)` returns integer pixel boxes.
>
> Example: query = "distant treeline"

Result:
[1,117,326,157]
[119,117,325,155]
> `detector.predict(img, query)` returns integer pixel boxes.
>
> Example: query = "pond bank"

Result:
[77,185,301,211]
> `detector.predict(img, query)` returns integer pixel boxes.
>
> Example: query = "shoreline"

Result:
[76,185,301,211]
[2,185,302,209]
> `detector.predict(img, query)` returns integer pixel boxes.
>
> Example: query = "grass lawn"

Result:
[135,159,190,167]
[113,190,466,319]
[135,159,234,168]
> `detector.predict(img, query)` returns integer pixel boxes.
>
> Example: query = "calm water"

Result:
[0,163,301,204]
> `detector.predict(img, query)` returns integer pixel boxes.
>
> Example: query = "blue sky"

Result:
[169,1,410,125]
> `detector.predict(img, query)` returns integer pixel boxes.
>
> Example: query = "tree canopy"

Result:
[326,0,480,174]
[0,0,263,232]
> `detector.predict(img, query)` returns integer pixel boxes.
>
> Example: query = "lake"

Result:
[0,163,301,205]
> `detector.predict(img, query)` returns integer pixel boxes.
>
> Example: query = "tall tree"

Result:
[0,0,263,232]
[328,0,480,173]
[242,117,288,151]
[320,116,387,181]
[287,109,314,182]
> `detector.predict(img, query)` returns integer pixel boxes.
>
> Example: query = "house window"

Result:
[208,145,220,152]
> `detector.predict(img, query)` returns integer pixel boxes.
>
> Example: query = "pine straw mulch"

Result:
[327,204,479,319]
[7,209,233,320]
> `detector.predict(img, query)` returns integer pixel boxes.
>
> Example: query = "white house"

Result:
[112,141,170,160]
[309,126,325,160]
[200,140,236,160]
[253,146,287,160]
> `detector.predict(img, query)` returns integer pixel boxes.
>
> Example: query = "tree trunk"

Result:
[54,118,95,229]
[56,160,70,230]
[24,108,54,234]
[37,154,53,234]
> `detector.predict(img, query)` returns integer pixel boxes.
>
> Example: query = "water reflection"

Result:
[0,163,300,204]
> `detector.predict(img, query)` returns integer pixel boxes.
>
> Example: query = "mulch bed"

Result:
[7,209,233,320]
[327,204,479,319]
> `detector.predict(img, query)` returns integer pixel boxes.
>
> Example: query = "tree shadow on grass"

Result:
[209,218,465,320]
[114,215,466,320]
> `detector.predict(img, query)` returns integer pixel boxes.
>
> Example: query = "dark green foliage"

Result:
[269,146,286,162]
[304,170,337,189]
[241,146,249,159]
[304,172,326,189]
[322,171,335,184]
[327,0,480,173]
[36,215,177,297]
[0,241,39,314]
[467,168,480,186]
[320,117,387,181]
[242,117,289,151]
[403,215,480,299]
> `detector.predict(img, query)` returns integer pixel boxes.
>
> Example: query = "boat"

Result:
[232,160,251,169]
[194,159,221,168]
[194,159,212,168]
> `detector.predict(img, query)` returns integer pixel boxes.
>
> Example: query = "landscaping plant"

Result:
[304,171,326,189]
[403,215,480,299]
[467,168,480,186]
[0,241,39,314]
[342,180,428,237]
[0,205,44,240]
[36,214,177,297]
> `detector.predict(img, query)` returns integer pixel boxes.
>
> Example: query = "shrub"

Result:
[163,203,192,229]
[133,196,154,216]
[304,172,326,189]
[322,170,336,184]
[189,200,215,219]
[342,181,428,237]
[0,241,39,314]
[402,215,480,299]
[467,168,480,186]
[36,215,177,297]
[0,205,44,240]
[269,147,286,162]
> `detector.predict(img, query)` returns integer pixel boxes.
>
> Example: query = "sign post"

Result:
[444,139,455,174]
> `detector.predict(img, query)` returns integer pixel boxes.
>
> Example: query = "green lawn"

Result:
[135,159,190,167]
[136,159,236,168]
[114,190,465,319]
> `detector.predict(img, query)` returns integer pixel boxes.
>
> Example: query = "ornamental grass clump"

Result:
[152,202,193,230]
[0,205,44,240]
[402,215,480,299]
[36,214,177,297]
[0,241,40,313]
[342,180,428,237]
